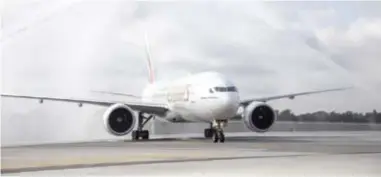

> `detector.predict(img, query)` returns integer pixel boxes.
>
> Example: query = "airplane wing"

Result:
[240,87,352,106]
[90,90,141,98]
[1,94,168,116]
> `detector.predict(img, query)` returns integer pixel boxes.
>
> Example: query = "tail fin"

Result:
[144,30,155,84]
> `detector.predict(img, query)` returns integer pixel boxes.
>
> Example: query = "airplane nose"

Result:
[218,94,240,117]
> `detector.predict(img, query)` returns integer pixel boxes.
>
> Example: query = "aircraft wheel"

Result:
[213,130,224,143]
[204,128,213,138]
[141,130,149,140]
[131,130,149,140]
[132,131,139,140]
[213,133,219,143]
[219,131,225,143]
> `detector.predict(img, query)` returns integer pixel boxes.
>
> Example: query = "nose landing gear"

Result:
[213,129,225,143]
[204,119,227,143]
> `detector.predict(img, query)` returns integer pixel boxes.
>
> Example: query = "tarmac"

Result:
[2,131,381,176]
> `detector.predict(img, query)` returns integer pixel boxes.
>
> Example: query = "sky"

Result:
[2,0,381,114]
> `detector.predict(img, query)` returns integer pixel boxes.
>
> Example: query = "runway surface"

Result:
[2,131,381,176]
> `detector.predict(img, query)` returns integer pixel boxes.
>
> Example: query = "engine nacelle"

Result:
[103,103,136,136]
[243,102,277,132]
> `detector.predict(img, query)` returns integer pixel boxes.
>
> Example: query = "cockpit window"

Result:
[227,86,237,92]
[213,86,237,92]
[214,87,224,92]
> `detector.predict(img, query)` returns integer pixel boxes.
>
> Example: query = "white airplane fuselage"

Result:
[141,71,241,122]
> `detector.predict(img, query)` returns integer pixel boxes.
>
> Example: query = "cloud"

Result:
[2,1,381,114]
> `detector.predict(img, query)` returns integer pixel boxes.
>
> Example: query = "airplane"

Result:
[1,33,352,143]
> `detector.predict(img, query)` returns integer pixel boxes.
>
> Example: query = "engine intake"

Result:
[243,102,277,132]
[103,103,136,136]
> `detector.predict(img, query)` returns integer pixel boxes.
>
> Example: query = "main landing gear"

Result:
[204,120,227,143]
[131,112,154,141]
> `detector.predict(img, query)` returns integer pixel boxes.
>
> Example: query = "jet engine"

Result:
[243,102,277,132]
[103,103,136,136]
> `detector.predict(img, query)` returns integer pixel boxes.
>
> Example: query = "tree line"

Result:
[231,109,381,124]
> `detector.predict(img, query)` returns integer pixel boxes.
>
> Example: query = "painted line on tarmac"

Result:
[3,150,250,173]
[2,154,188,171]
[1,154,309,174]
